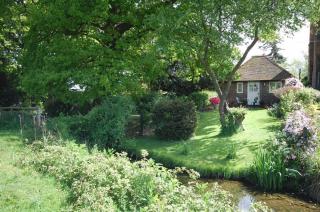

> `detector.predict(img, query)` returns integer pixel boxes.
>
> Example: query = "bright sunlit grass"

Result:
[0,131,67,211]
[125,109,281,178]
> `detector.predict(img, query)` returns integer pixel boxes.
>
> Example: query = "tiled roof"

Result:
[235,56,292,81]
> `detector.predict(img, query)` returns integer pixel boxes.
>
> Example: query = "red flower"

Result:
[209,97,220,105]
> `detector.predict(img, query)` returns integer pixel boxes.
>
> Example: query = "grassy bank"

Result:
[0,131,67,211]
[124,109,281,178]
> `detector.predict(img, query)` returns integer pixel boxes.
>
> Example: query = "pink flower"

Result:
[209,97,220,105]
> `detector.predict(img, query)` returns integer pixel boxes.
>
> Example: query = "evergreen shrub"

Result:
[188,92,208,111]
[153,98,197,140]
[222,107,247,134]
[70,96,134,149]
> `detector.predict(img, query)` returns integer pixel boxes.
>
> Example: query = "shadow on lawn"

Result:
[125,109,281,178]
[263,123,281,132]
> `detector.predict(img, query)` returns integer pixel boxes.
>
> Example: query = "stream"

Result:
[182,177,320,211]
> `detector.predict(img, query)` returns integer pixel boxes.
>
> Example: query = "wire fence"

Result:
[0,107,46,141]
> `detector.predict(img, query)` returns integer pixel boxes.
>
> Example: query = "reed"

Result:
[251,148,286,191]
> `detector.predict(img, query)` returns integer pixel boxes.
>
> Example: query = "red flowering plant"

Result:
[209,97,220,105]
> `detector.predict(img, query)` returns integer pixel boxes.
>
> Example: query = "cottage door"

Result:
[247,82,260,105]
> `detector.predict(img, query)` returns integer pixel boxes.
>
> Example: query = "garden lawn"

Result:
[0,131,67,211]
[124,109,281,178]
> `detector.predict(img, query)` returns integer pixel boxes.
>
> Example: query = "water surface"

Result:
[186,178,320,211]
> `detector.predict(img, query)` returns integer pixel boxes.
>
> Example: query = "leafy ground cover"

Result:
[124,109,281,178]
[0,131,67,211]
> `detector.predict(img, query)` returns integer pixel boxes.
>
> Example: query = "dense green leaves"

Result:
[1,0,319,110]
[23,143,240,211]
[0,0,27,105]
[147,0,310,127]
[22,0,168,104]
[153,98,197,140]
[70,96,134,149]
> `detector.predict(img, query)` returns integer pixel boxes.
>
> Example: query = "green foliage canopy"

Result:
[0,0,27,105]
[22,0,169,104]
[147,0,309,127]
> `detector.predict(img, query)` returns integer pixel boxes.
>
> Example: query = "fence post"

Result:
[18,114,23,139]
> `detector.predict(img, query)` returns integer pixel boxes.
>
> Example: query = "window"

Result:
[269,81,282,93]
[237,82,243,93]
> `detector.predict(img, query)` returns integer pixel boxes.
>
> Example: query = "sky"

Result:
[242,22,309,64]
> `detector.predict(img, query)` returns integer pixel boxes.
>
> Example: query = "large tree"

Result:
[22,0,174,105]
[0,0,27,105]
[149,0,308,129]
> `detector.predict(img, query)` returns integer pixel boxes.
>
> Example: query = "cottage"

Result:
[228,56,292,106]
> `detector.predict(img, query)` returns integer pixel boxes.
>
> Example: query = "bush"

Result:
[133,92,160,136]
[188,92,208,111]
[254,109,318,192]
[222,107,247,134]
[271,88,320,118]
[306,157,320,202]
[267,103,282,118]
[70,96,134,150]
[22,143,240,211]
[153,98,197,140]
[46,115,81,140]
[281,109,318,159]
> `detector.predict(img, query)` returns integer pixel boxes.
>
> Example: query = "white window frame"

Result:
[236,82,243,93]
[269,81,282,93]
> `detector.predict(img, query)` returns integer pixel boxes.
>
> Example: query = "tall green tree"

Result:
[22,0,172,105]
[149,0,308,129]
[0,0,27,105]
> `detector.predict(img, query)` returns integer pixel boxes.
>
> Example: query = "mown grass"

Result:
[124,109,281,178]
[0,130,67,211]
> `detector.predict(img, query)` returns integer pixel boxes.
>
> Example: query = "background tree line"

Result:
[0,0,319,125]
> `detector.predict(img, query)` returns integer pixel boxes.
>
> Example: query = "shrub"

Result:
[281,109,318,159]
[222,107,247,134]
[305,157,320,202]
[153,98,197,140]
[256,109,318,192]
[278,91,303,118]
[22,143,240,211]
[71,96,134,150]
[267,103,282,118]
[271,88,320,118]
[133,92,160,136]
[188,92,208,111]
[46,115,81,140]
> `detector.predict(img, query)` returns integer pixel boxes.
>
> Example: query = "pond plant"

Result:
[253,108,318,192]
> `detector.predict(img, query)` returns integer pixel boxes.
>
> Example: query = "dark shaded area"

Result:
[0,71,22,106]
[151,61,215,96]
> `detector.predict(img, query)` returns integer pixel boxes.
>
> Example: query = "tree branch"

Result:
[223,28,259,97]
[229,28,259,80]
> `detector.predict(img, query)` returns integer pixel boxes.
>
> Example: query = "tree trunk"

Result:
[218,95,229,130]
